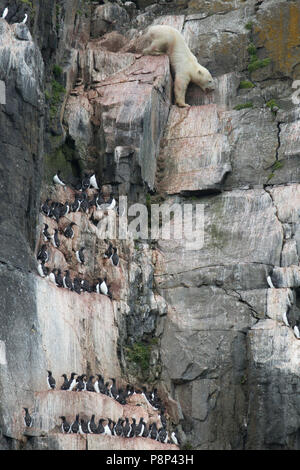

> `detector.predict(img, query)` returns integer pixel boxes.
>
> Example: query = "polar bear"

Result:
[143,25,215,107]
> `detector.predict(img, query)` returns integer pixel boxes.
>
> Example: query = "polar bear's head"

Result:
[192,64,215,93]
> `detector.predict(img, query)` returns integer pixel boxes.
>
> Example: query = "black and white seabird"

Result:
[81,174,91,191]
[88,414,98,434]
[47,370,56,390]
[103,242,113,259]
[42,223,51,242]
[158,426,168,444]
[106,196,116,211]
[53,170,66,186]
[54,268,64,288]
[90,173,99,190]
[2,7,8,19]
[75,374,85,392]
[109,377,118,400]
[71,414,80,433]
[149,422,158,440]
[61,374,69,390]
[135,417,145,437]
[59,201,70,218]
[114,418,124,437]
[41,198,51,217]
[94,374,103,393]
[75,247,85,264]
[96,193,105,211]
[116,388,127,405]
[37,261,49,278]
[267,274,275,288]
[49,268,57,285]
[50,202,62,223]
[67,372,78,391]
[129,418,137,438]
[73,277,82,295]
[81,279,93,293]
[23,408,33,427]
[71,194,81,212]
[37,244,49,264]
[63,270,73,290]
[64,222,76,239]
[86,376,95,392]
[22,13,28,23]
[123,417,131,438]
[111,247,119,267]
[104,419,112,436]
[282,310,289,327]
[51,228,60,249]
[97,418,106,435]
[159,408,167,428]
[60,416,71,433]
[294,325,300,339]
[96,277,108,296]
[142,421,149,438]
[171,429,180,446]
[80,419,89,434]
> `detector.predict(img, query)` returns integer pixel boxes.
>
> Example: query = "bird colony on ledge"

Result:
[22,371,180,446]
[37,171,119,297]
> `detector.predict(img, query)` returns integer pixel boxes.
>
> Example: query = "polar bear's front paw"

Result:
[176,102,190,108]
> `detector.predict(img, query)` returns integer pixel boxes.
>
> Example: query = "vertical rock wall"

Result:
[0,0,300,451]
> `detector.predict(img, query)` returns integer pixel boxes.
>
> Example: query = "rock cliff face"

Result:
[0,0,300,450]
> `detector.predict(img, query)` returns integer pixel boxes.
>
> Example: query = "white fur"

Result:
[143,25,214,107]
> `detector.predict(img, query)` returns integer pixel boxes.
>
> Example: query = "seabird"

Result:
[75,247,85,264]
[135,417,145,437]
[81,279,92,293]
[294,325,300,339]
[47,370,56,390]
[116,388,127,405]
[63,270,73,290]
[71,414,80,433]
[102,381,110,396]
[114,418,124,437]
[50,202,61,223]
[53,170,66,186]
[159,408,167,428]
[2,7,8,19]
[110,420,116,436]
[97,418,106,435]
[71,194,81,212]
[282,310,289,327]
[80,419,89,434]
[37,244,49,264]
[61,374,69,390]
[54,268,64,288]
[88,414,98,434]
[86,376,95,392]
[23,408,33,427]
[96,277,108,296]
[75,375,85,392]
[123,417,131,438]
[149,422,158,440]
[51,229,60,248]
[111,247,119,267]
[59,201,70,218]
[37,261,49,278]
[267,275,275,288]
[142,421,149,438]
[109,377,118,400]
[42,223,51,242]
[49,268,57,285]
[171,429,180,446]
[67,372,78,391]
[41,198,51,217]
[22,13,28,23]
[96,193,105,211]
[60,416,71,433]
[73,277,82,295]
[104,419,112,436]
[90,173,99,190]
[80,196,89,214]
[81,174,91,191]
[64,222,76,239]
[94,374,103,393]
[158,426,168,444]
[129,418,137,438]
[103,242,113,259]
